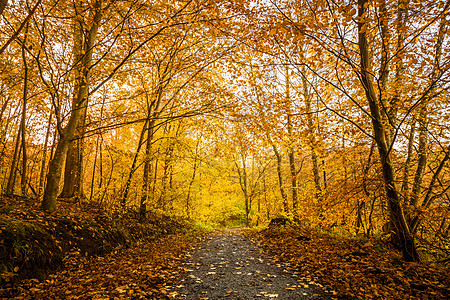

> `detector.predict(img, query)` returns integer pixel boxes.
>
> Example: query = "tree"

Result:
[42,0,104,212]
[0,0,7,15]
[357,0,418,261]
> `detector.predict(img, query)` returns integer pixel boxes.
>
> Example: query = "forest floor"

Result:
[250,224,449,299]
[0,195,205,299]
[0,196,449,299]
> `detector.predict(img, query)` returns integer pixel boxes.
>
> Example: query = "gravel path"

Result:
[169,228,326,299]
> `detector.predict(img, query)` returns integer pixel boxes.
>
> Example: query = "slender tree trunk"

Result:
[20,25,28,196]
[288,143,298,215]
[158,123,177,208]
[38,114,53,196]
[301,64,322,198]
[271,144,288,213]
[285,65,298,216]
[401,121,415,200]
[410,107,428,207]
[6,125,21,195]
[235,152,250,227]
[89,135,99,202]
[242,157,250,227]
[121,119,149,207]
[378,0,392,145]
[89,97,105,202]
[358,0,419,261]
[139,83,164,215]
[140,123,153,221]
[186,133,201,217]
[389,0,409,129]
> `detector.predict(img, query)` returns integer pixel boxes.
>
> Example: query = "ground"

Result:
[169,228,327,299]
[0,196,449,299]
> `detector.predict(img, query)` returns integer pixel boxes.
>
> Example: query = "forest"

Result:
[0,0,449,296]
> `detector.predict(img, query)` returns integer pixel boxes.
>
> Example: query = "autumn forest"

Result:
[0,0,449,282]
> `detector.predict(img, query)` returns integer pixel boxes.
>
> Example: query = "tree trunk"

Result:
[401,121,415,200]
[42,0,103,213]
[389,0,409,130]
[235,152,250,227]
[5,125,21,195]
[158,123,177,209]
[301,63,322,198]
[186,133,201,217]
[410,106,428,207]
[38,113,52,196]
[357,0,419,261]
[139,123,153,221]
[271,144,288,213]
[139,83,164,215]
[59,1,95,201]
[288,144,298,216]
[0,0,7,15]
[285,65,298,216]
[59,109,87,199]
[20,25,28,196]
[121,119,149,207]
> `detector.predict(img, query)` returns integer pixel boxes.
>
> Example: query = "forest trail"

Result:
[169,228,326,299]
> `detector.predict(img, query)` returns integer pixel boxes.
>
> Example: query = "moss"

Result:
[0,217,63,285]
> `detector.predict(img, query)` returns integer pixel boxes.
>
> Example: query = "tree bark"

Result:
[20,24,29,196]
[271,143,288,213]
[389,0,409,130]
[121,119,149,207]
[357,0,419,261]
[42,0,103,213]
[301,63,322,198]
[186,136,201,217]
[59,1,95,200]
[5,125,21,195]
[401,121,415,200]
[59,110,87,199]
[235,151,250,227]
[285,65,298,216]
[139,122,153,221]
[38,113,53,196]
[0,0,7,15]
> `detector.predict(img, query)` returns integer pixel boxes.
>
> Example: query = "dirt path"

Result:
[169,228,326,299]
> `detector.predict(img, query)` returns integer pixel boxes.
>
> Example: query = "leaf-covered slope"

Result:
[249,225,450,299]
[0,195,201,291]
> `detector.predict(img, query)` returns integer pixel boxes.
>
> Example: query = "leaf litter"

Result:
[249,224,450,299]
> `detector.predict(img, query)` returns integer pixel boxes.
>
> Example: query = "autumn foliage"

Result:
[0,0,449,284]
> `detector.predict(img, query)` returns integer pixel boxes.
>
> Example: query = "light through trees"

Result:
[0,0,448,262]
